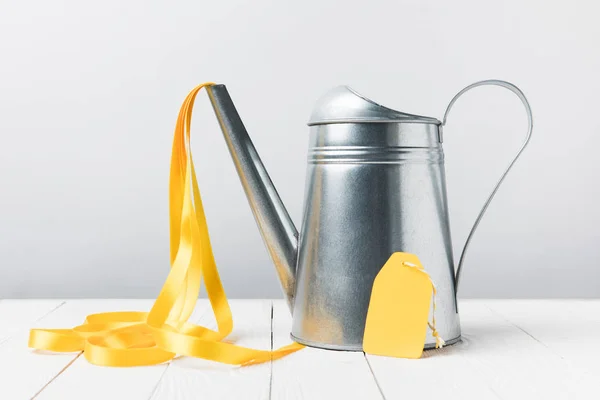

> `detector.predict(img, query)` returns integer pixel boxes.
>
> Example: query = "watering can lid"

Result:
[307,86,441,126]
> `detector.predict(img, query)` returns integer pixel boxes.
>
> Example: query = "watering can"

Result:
[206,80,533,350]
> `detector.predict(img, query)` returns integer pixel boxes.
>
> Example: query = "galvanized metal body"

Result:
[207,81,533,352]
[292,121,461,349]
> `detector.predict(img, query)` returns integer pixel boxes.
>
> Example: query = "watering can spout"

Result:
[206,84,298,311]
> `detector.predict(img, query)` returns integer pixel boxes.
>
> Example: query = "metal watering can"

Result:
[206,80,533,350]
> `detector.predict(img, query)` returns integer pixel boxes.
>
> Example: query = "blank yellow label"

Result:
[363,252,432,359]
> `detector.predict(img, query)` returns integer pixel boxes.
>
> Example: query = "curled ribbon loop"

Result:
[28,83,304,367]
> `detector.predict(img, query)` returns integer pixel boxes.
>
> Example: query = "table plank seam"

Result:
[147,361,172,400]
[486,305,567,361]
[147,299,218,400]
[31,352,82,399]
[0,300,67,348]
[450,306,519,400]
[364,353,387,400]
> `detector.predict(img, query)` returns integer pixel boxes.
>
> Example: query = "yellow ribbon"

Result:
[29,82,304,367]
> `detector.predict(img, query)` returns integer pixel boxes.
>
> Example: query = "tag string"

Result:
[28,83,304,367]
[401,261,446,349]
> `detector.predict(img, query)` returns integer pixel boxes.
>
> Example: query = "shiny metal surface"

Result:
[443,80,533,290]
[308,85,440,126]
[207,81,533,351]
[206,85,298,310]
[292,122,460,349]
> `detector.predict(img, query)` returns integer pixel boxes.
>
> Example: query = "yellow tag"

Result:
[363,252,441,359]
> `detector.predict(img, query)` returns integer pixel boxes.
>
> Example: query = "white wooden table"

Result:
[1,299,598,399]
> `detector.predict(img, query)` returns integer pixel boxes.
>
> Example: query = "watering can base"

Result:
[290,333,462,352]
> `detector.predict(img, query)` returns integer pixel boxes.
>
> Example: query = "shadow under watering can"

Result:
[206,80,533,350]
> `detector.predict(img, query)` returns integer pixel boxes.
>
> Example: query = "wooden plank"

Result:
[367,300,596,399]
[0,300,64,345]
[0,299,152,400]
[487,299,600,382]
[270,300,382,400]
[150,299,273,400]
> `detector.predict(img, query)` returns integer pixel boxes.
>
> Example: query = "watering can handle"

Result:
[442,80,533,291]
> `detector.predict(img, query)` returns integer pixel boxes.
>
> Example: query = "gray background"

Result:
[1,0,598,299]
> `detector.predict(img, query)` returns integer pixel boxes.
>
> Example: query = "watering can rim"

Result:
[307,85,442,126]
